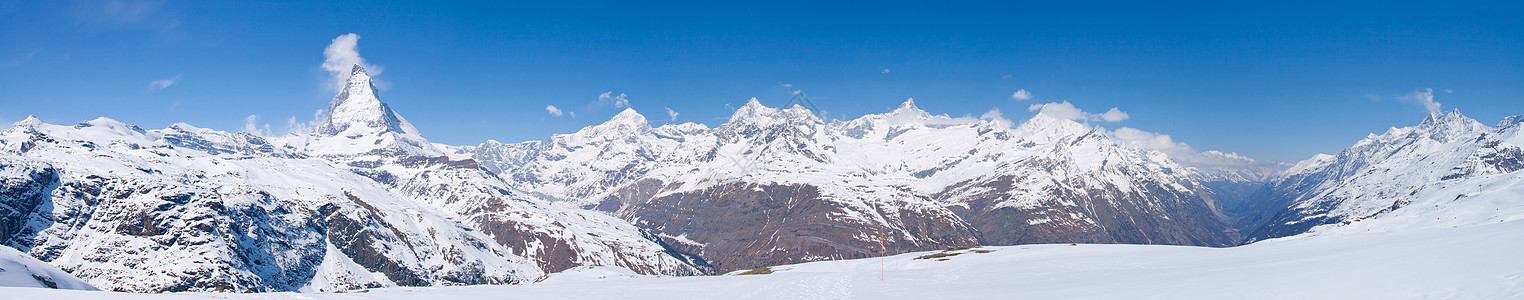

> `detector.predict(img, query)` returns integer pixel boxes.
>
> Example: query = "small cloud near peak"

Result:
[1011,89,1032,100]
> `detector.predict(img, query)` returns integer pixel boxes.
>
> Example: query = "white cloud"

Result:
[980,108,1013,128]
[1011,89,1032,100]
[1027,101,1128,123]
[1096,107,1129,122]
[598,91,630,108]
[546,105,564,117]
[881,68,890,74]
[148,74,180,90]
[1,48,40,67]
[242,115,263,136]
[282,109,323,135]
[665,107,678,121]
[1402,88,1442,114]
[1109,127,1277,171]
[322,33,381,91]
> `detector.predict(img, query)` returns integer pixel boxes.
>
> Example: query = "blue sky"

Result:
[0,1,1520,163]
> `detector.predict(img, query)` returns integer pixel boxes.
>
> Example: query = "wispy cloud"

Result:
[148,74,180,90]
[880,67,890,74]
[1110,126,1284,172]
[0,48,40,67]
[598,91,629,108]
[72,0,180,30]
[284,109,323,134]
[1011,89,1032,100]
[546,105,564,117]
[665,107,678,121]
[1402,88,1442,114]
[322,33,381,91]
[242,114,269,136]
[1027,101,1128,122]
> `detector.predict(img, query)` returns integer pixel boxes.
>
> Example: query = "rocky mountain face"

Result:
[1245,110,1524,242]
[471,99,1240,273]
[0,66,704,292]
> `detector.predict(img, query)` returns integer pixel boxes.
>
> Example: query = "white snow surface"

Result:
[0,245,96,290]
[4,219,1522,299]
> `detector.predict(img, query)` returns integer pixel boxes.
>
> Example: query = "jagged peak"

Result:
[319,65,420,138]
[1414,108,1485,137]
[1499,114,1524,129]
[723,97,823,130]
[14,115,43,127]
[613,107,644,120]
[742,97,764,110]
[889,98,929,117]
[1016,112,1092,138]
[352,64,367,75]
[600,108,651,129]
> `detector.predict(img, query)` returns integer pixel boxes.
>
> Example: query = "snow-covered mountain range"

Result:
[2,63,1521,292]
[462,98,1249,272]
[1246,110,1524,241]
[0,66,704,292]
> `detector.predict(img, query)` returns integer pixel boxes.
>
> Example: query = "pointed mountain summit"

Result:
[309,64,437,156]
[321,64,422,137]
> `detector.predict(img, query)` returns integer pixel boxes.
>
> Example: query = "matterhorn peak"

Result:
[319,64,418,137]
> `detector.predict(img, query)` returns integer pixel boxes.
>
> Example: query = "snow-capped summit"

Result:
[888,98,929,116]
[0,65,708,292]
[305,64,438,156]
[1247,110,1524,241]
[13,116,42,127]
[727,98,822,126]
[321,64,417,136]
[471,98,1237,274]
[593,108,652,134]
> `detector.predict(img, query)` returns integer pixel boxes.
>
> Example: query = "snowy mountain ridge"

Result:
[1247,110,1524,241]
[0,66,705,292]
[468,97,1247,272]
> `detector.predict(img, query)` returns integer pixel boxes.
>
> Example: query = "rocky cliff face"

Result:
[474,99,1237,273]
[0,66,704,292]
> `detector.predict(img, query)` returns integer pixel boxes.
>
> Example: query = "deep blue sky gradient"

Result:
[0,1,1520,162]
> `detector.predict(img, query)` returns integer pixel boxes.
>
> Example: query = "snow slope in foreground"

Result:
[0,245,96,290]
[4,220,1523,299]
